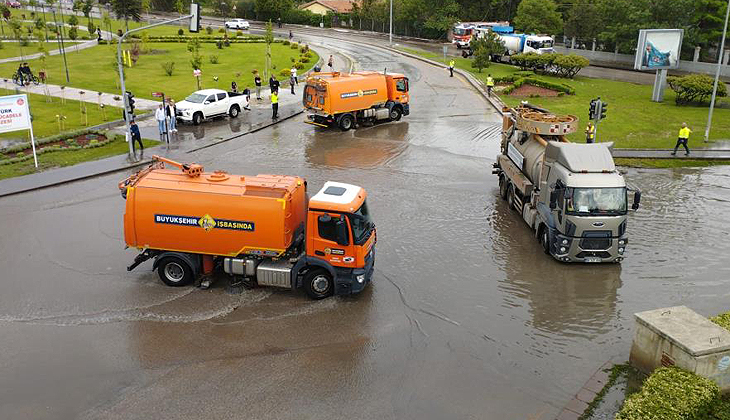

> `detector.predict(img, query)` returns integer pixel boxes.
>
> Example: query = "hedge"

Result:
[616,367,719,420]
[667,74,728,105]
[711,312,730,331]
[510,52,588,79]
[500,76,575,95]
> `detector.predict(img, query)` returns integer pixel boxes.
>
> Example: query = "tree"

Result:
[514,0,563,35]
[187,37,203,69]
[595,0,649,53]
[264,19,272,78]
[111,0,142,29]
[254,0,292,20]
[470,38,491,72]
[82,0,94,18]
[564,0,602,40]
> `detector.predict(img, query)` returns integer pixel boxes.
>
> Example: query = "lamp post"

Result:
[704,0,730,142]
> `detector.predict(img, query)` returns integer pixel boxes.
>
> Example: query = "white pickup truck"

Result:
[175,89,249,125]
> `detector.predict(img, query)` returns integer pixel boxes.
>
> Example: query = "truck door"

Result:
[308,211,356,268]
[216,92,228,114]
[394,78,409,103]
[204,94,217,116]
[304,85,316,108]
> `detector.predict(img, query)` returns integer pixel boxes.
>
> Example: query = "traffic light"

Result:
[124,91,135,117]
[190,3,200,33]
[599,101,608,120]
[589,99,597,119]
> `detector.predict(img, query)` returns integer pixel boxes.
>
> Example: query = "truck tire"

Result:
[229,105,240,118]
[338,114,354,131]
[157,256,194,287]
[303,269,334,299]
[499,176,509,200]
[507,184,516,210]
[192,112,203,125]
[389,107,402,122]
[540,226,550,255]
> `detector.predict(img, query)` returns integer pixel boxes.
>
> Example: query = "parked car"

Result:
[176,89,250,125]
[6,0,21,8]
[225,19,250,30]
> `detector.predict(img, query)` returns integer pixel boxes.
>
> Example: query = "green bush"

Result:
[68,27,78,40]
[553,54,589,78]
[283,40,290,45]
[67,15,78,26]
[668,74,728,105]
[511,52,588,78]
[616,367,719,420]
[279,68,290,77]
[300,57,310,63]
[205,26,213,34]
[88,22,96,35]
[711,312,730,331]
[177,28,184,36]
[209,55,219,64]
[162,61,175,76]
[501,77,575,95]
[294,61,304,70]
[236,30,242,37]
[218,27,225,33]
[291,43,298,50]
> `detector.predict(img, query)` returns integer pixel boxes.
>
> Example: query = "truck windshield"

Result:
[566,187,627,215]
[453,28,467,36]
[185,93,206,103]
[348,200,374,245]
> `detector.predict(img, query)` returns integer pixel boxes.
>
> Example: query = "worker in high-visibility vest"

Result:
[672,122,691,156]
[271,90,279,120]
[449,59,455,77]
[585,121,595,143]
[486,74,495,96]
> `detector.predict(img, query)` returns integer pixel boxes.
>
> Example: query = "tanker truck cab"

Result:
[119,157,375,299]
[306,182,376,295]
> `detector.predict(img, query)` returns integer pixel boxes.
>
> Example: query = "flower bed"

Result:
[0,129,114,166]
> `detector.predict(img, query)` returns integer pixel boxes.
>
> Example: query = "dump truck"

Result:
[493,104,640,263]
[119,156,376,299]
[303,70,410,131]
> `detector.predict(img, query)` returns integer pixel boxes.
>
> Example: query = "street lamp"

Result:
[704,0,730,142]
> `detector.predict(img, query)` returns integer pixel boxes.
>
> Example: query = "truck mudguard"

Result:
[152,251,201,275]
[292,256,337,288]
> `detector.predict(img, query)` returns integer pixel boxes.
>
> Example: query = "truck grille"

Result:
[580,231,611,250]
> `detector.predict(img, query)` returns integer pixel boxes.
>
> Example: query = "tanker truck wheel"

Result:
[303,269,334,299]
[338,114,354,131]
[540,226,550,255]
[499,177,509,200]
[507,184,516,210]
[157,256,194,287]
[389,107,402,122]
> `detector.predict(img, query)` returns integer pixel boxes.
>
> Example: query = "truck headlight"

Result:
[559,247,566,253]
[618,247,625,254]
[561,239,568,245]
[356,274,365,283]
[619,240,625,245]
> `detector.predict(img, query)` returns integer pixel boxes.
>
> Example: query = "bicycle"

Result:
[12,71,40,86]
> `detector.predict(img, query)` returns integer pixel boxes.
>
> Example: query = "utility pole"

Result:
[52,9,70,84]
[389,0,392,45]
[704,0,730,142]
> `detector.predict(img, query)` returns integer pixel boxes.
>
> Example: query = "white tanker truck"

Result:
[493,104,641,263]
[463,29,554,59]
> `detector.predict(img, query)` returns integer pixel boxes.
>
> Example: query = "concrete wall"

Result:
[555,46,730,78]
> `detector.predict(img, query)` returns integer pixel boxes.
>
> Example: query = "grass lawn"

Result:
[399,47,730,149]
[0,41,84,60]
[0,135,158,180]
[0,41,317,101]
[615,158,730,168]
[0,88,121,142]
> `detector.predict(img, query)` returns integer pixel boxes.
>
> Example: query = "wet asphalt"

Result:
[1,33,730,420]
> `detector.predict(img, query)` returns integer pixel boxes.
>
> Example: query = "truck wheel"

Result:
[303,269,333,299]
[499,177,509,200]
[157,256,194,287]
[338,114,354,131]
[507,184,516,210]
[389,107,402,121]
[192,112,203,125]
[540,227,550,255]
[229,105,240,118]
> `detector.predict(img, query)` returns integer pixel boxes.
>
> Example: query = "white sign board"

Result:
[0,94,37,167]
[507,142,524,170]
[0,94,31,133]
[634,29,684,71]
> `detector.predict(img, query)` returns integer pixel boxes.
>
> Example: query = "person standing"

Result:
[448,59,455,77]
[672,123,691,156]
[585,121,595,144]
[166,99,177,133]
[155,104,168,140]
[290,75,296,94]
[254,72,262,100]
[269,74,279,92]
[231,80,238,93]
[271,90,279,120]
[130,120,143,154]
[96,27,102,42]
[290,65,298,85]
[277,17,281,28]
[289,30,293,41]
[486,74,494,96]
[328,55,334,71]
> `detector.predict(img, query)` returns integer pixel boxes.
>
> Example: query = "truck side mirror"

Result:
[549,190,558,210]
[204,101,210,105]
[632,191,641,210]
[335,217,349,246]
[318,214,332,223]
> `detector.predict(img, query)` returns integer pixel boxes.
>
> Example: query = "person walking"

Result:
[290,65,298,85]
[254,72,262,100]
[672,122,691,156]
[271,90,279,120]
[585,121,595,144]
[290,75,296,94]
[155,104,168,140]
[486,74,494,96]
[130,120,143,154]
[166,99,177,133]
[448,59,455,77]
[289,30,293,41]
[269,75,279,93]
[96,27,102,42]
[277,17,282,28]
[328,55,334,71]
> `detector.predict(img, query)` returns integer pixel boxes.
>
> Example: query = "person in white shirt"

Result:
[166,99,177,133]
[290,66,298,85]
[155,104,167,137]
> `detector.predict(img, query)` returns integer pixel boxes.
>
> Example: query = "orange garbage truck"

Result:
[119,156,376,299]
[303,70,410,131]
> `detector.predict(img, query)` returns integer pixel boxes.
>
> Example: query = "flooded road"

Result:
[2,35,730,420]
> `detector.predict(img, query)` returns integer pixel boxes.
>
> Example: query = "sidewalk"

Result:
[613,148,730,159]
[12,82,160,110]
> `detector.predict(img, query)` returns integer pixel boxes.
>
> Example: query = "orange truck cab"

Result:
[119,156,376,299]
[303,70,410,131]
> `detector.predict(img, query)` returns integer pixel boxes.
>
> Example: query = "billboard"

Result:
[634,29,684,71]
[0,94,31,133]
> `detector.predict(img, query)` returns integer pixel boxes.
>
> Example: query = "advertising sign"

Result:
[0,94,31,133]
[634,29,684,71]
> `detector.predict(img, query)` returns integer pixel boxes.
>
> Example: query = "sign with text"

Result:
[634,29,684,71]
[0,94,31,133]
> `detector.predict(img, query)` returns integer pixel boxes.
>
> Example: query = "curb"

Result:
[555,360,615,420]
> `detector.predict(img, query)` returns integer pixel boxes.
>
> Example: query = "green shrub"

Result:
[209,55,219,64]
[236,30,242,37]
[616,367,719,420]
[177,28,184,36]
[19,37,29,47]
[511,52,587,78]
[300,57,310,63]
[553,54,589,78]
[67,15,78,26]
[218,27,225,33]
[279,68,290,77]
[668,74,728,105]
[291,43,299,50]
[68,27,78,40]
[294,61,304,70]
[88,21,96,35]
[205,26,213,34]
[162,61,175,76]
[283,40,290,45]
[304,51,313,58]
[711,312,730,331]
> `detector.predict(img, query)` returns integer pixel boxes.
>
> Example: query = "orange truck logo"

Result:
[154,213,255,232]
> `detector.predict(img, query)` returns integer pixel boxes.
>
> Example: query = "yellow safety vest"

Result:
[586,125,595,139]
[271,93,278,104]
[449,60,455,68]
[486,77,494,87]
[679,127,691,139]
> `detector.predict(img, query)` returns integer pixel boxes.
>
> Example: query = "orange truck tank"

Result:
[120,156,376,299]
[303,70,410,131]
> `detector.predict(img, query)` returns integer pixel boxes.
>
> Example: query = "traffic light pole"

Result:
[117,14,194,159]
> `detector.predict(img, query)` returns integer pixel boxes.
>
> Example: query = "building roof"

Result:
[299,0,356,13]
